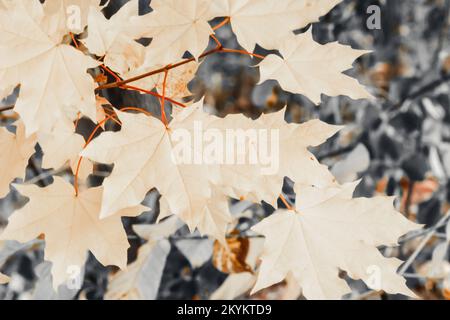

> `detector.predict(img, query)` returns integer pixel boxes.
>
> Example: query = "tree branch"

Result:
[95,46,265,92]
[96,46,224,91]
[390,73,450,111]
[0,105,14,113]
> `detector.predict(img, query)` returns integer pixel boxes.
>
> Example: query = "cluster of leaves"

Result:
[0,0,424,299]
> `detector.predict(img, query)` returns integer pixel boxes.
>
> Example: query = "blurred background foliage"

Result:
[1,0,450,300]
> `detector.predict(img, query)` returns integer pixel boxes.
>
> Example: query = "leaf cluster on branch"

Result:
[0,0,421,299]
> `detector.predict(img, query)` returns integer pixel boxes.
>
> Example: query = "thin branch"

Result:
[127,233,264,241]
[96,46,224,91]
[390,73,450,111]
[24,168,65,186]
[160,68,170,126]
[170,233,264,241]
[70,32,80,50]
[74,114,119,196]
[317,135,363,161]
[210,34,222,48]
[280,193,294,210]
[221,48,265,60]
[398,210,450,275]
[0,105,14,113]
[404,180,415,218]
[212,17,231,31]
[96,46,267,92]
[121,85,187,108]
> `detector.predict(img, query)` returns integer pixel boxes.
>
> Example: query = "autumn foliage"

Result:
[0,0,422,299]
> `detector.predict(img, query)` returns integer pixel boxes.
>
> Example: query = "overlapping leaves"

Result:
[0,0,420,299]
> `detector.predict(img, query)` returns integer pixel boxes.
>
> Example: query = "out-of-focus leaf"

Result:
[0,273,9,284]
[32,262,81,300]
[175,239,214,269]
[105,240,170,300]
[210,238,264,299]
[210,272,255,300]
[402,154,430,181]
[212,233,252,274]
[133,215,184,241]
[331,143,370,183]
[429,243,449,278]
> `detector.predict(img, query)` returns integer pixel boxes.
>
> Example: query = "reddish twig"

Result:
[0,105,14,113]
[74,114,120,196]
[121,85,187,108]
[213,17,231,31]
[95,46,224,91]
[160,69,170,126]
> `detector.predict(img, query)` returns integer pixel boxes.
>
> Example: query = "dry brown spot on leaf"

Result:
[213,231,253,274]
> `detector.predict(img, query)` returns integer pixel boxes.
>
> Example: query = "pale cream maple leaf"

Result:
[0,0,66,42]
[154,178,231,246]
[0,177,148,288]
[134,0,215,65]
[212,108,341,204]
[81,103,231,242]
[195,188,232,245]
[83,0,145,75]
[251,182,422,299]
[258,31,373,104]
[210,0,342,52]
[38,118,92,179]
[43,0,104,34]
[0,1,99,136]
[297,0,343,28]
[82,102,340,241]
[0,121,36,199]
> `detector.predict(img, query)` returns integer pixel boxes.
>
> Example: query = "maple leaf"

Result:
[105,239,170,300]
[43,0,103,34]
[0,121,36,198]
[37,118,92,179]
[0,0,426,301]
[82,101,340,241]
[0,1,99,136]
[258,31,373,104]
[251,182,422,299]
[81,103,231,241]
[195,188,232,245]
[210,0,342,52]
[105,217,182,300]
[213,108,341,204]
[155,192,231,245]
[83,0,145,75]
[0,177,148,288]
[135,0,215,65]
